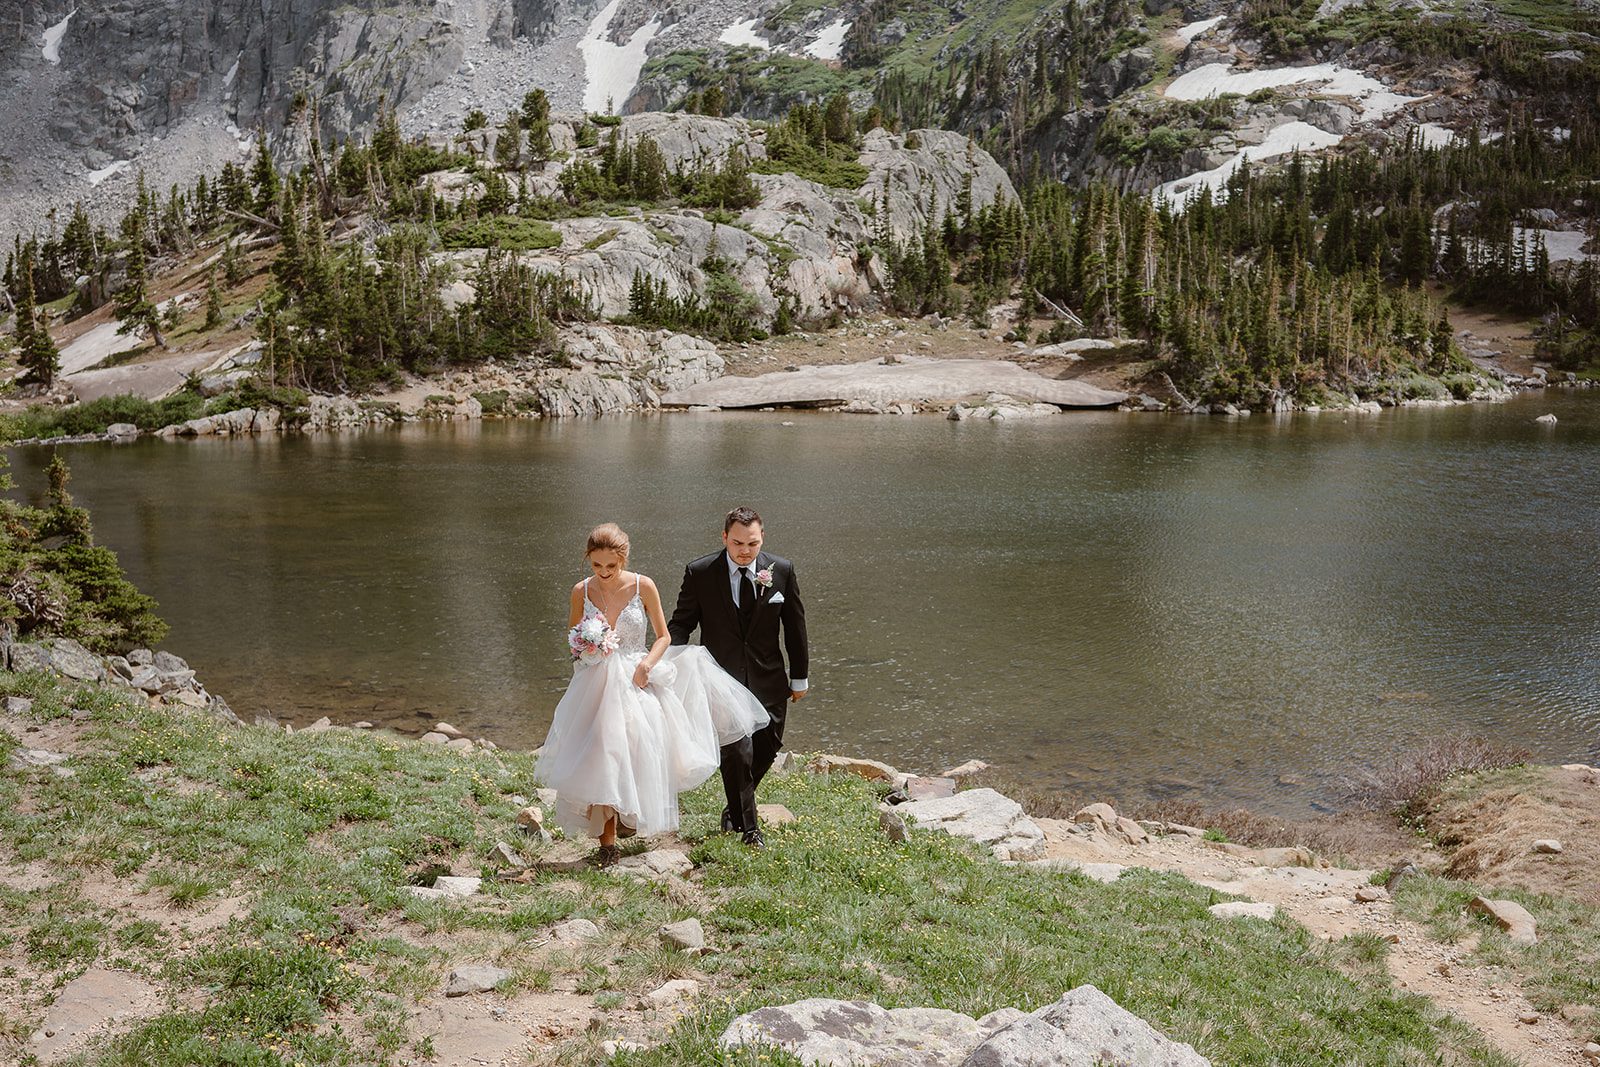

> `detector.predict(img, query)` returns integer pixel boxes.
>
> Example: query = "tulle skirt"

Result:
[535,646,771,838]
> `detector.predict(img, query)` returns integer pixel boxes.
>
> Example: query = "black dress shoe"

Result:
[721,808,739,833]
[741,829,765,849]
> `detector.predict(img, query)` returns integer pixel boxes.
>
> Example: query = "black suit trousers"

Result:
[721,696,789,832]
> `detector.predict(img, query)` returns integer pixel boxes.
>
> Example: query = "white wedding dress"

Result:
[535,577,771,838]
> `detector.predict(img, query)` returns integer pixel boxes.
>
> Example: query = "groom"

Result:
[669,506,808,848]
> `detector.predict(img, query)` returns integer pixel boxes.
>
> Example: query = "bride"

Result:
[535,523,771,866]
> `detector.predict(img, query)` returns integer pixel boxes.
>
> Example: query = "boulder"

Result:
[443,963,511,997]
[948,394,1062,421]
[420,731,449,745]
[879,807,909,843]
[721,999,1000,1065]
[1071,803,1150,846]
[808,753,906,788]
[905,776,957,801]
[1469,897,1538,944]
[434,721,464,738]
[432,876,481,898]
[644,978,701,1009]
[1535,413,1558,424]
[1531,839,1563,854]
[896,788,1046,861]
[1209,901,1278,921]
[720,986,1207,1066]
[1355,886,1389,903]
[551,918,602,943]
[660,918,705,951]
[490,841,527,868]
[758,803,797,826]
[8,638,106,682]
[962,985,1209,1066]
[941,759,991,779]
[105,422,139,439]
[3,695,34,715]
[610,849,694,881]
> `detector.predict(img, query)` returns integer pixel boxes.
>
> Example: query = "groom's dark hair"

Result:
[724,506,762,532]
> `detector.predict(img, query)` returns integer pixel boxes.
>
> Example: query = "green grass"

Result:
[0,667,1520,1065]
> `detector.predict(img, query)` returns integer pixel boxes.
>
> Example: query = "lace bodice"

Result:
[584,579,648,655]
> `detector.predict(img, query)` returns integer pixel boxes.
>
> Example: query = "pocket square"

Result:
[768,592,785,604]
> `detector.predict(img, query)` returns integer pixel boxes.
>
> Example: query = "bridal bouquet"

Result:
[568,617,620,664]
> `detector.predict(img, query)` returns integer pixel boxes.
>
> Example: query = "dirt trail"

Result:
[1036,820,1588,1065]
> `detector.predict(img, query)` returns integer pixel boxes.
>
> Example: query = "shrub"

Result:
[1337,736,1531,819]
[438,216,562,251]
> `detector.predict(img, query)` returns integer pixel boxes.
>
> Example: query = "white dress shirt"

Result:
[727,554,807,691]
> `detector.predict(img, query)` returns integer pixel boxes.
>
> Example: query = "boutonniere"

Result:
[754,568,774,589]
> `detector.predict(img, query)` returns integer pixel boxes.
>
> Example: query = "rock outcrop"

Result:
[720,985,1211,1066]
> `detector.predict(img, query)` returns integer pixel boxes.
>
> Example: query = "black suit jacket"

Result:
[668,549,808,707]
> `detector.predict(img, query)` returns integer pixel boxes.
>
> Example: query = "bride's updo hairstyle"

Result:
[586,523,630,562]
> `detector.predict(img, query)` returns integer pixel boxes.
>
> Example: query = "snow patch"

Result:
[719,18,773,49]
[1157,121,1344,210]
[42,9,75,65]
[1522,227,1595,265]
[804,17,849,61]
[1416,123,1456,148]
[1176,16,1224,44]
[1165,62,1423,121]
[580,0,662,114]
[87,159,131,186]
[223,54,241,87]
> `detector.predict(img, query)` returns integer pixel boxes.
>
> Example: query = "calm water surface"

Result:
[10,393,1600,813]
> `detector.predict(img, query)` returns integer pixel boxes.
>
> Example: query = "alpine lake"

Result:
[9,389,1598,815]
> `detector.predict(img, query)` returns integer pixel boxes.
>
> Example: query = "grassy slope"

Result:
[0,666,1515,1066]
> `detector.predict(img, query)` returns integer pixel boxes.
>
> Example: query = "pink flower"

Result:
[754,568,774,588]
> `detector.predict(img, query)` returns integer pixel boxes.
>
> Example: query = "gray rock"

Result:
[896,789,1046,861]
[551,918,601,943]
[432,876,481,899]
[1535,413,1557,424]
[879,807,909,843]
[126,649,154,666]
[420,731,449,745]
[9,638,106,682]
[152,650,190,673]
[1531,839,1563,854]
[660,918,705,951]
[105,422,139,439]
[444,963,511,996]
[610,849,694,881]
[490,841,527,868]
[644,978,700,1009]
[299,716,334,734]
[1209,901,1277,921]
[962,985,1210,1066]
[3,695,34,715]
[434,721,464,739]
[721,999,996,1065]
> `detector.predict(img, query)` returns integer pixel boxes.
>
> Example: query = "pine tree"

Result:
[702,86,726,118]
[823,93,853,144]
[250,130,279,218]
[15,266,61,387]
[205,268,225,329]
[521,89,552,162]
[112,221,167,348]
[222,240,245,286]
[495,110,523,170]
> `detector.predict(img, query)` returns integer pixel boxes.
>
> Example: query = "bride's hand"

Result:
[632,661,652,689]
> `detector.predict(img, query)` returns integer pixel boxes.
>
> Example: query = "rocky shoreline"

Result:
[10,343,1592,449]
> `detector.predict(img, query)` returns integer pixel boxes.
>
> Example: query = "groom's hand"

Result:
[790,689,806,703]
